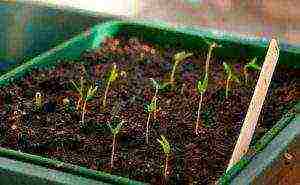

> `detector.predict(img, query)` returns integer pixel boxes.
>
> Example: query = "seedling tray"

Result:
[0,20,299,185]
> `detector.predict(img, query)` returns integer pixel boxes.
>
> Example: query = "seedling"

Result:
[157,135,171,179]
[223,62,240,98]
[170,51,193,84]
[72,79,98,125]
[72,77,84,111]
[108,119,124,169]
[150,78,171,93]
[193,42,218,134]
[103,63,118,108]
[244,57,261,84]
[35,92,42,111]
[81,85,98,124]
[144,78,162,144]
[195,74,208,134]
[203,40,218,76]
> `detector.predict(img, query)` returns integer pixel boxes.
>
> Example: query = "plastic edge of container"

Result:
[217,102,299,185]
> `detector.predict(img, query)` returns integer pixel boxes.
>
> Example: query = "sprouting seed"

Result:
[157,135,171,179]
[197,74,208,94]
[35,92,42,111]
[145,78,163,144]
[81,84,98,124]
[204,41,218,76]
[72,76,85,111]
[223,62,240,98]
[193,41,218,134]
[71,79,98,125]
[108,119,124,169]
[146,97,157,114]
[170,51,193,84]
[244,57,261,84]
[103,63,118,108]
[195,74,208,135]
[144,78,171,144]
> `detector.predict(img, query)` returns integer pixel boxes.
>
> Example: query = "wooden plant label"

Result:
[227,39,280,171]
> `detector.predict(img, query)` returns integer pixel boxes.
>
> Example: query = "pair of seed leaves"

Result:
[197,62,239,95]
[72,63,119,102]
[71,79,98,102]
[197,58,260,94]
[145,51,193,113]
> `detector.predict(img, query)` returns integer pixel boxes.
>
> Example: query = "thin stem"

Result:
[226,76,230,98]
[154,87,158,100]
[80,77,83,95]
[170,64,177,84]
[196,93,203,135]
[81,100,87,125]
[146,112,151,144]
[103,80,111,108]
[153,89,158,120]
[180,84,185,95]
[111,134,116,169]
[205,45,214,75]
[164,155,169,179]
[76,98,81,111]
[244,68,248,85]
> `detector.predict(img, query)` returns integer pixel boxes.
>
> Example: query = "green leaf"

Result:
[109,120,124,136]
[174,51,193,64]
[150,78,171,91]
[146,98,157,113]
[71,80,84,97]
[223,62,231,76]
[109,63,118,82]
[113,121,123,135]
[71,81,81,93]
[111,101,121,119]
[157,135,170,155]
[150,78,159,90]
[223,62,240,83]
[231,73,240,83]
[197,74,208,94]
[85,85,98,101]
[245,57,261,71]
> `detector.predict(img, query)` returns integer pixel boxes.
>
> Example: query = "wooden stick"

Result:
[227,39,280,171]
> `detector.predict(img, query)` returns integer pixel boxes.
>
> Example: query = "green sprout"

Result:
[195,74,208,134]
[223,62,240,98]
[72,79,98,125]
[103,63,118,108]
[108,119,124,169]
[35,92,42,111]
[157,135,171,179]
[194,41,218,135]
[144,78,161,144]
[170,51,193,84]
[72,77,85,111]
[82,85,98,123]
[204,41,218,76]
[244,57,261,84]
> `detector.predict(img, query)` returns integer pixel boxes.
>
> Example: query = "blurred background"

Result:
[0,0,299,70]
[25,0,300,44]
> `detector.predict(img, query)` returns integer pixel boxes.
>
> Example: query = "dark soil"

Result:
[0,37,298,185]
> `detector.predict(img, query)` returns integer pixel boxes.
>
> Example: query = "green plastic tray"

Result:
[0,20,299,185]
